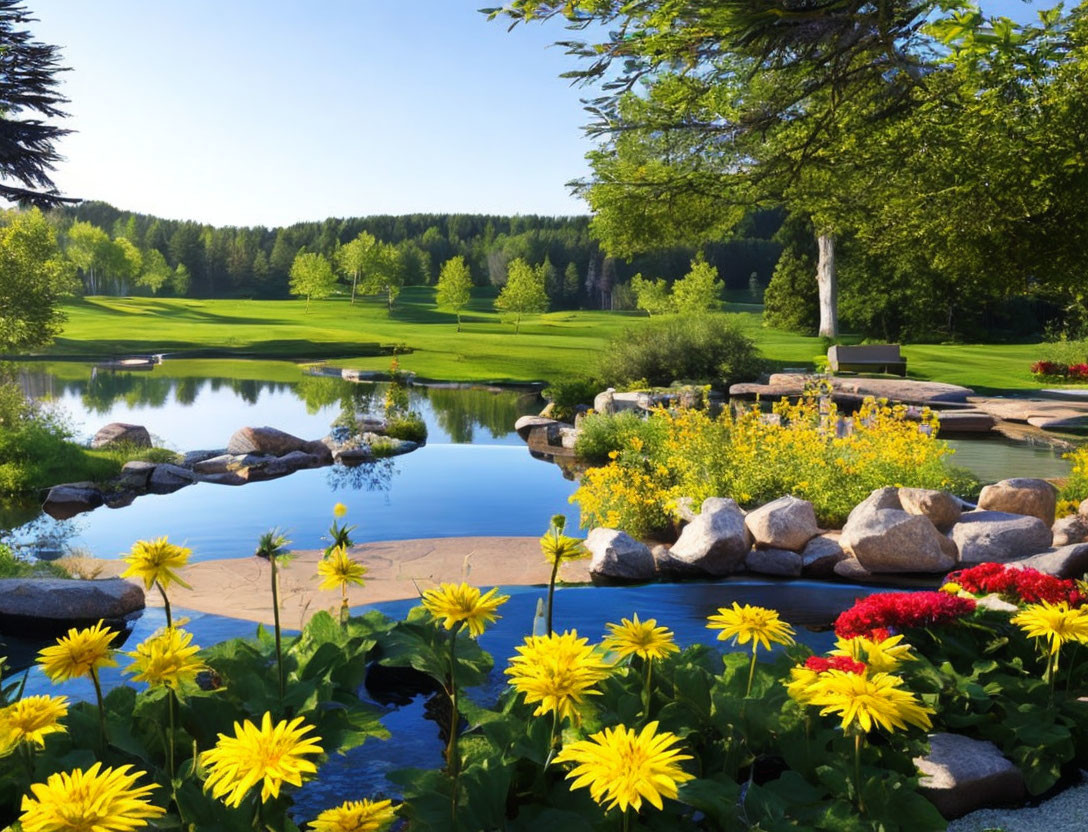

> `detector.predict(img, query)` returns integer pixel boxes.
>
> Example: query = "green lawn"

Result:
[21,288,1047,390]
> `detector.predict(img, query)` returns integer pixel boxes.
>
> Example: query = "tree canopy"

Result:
[436,255,474,331]
[0,208,76,351]
[496,258,549,334]
[288,251,336,310]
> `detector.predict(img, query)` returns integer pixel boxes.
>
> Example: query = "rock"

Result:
[226,426,309,456]
[586,528,656,582]
[91,422,151,450]
[302,439,334,466]
[975,594,1020,614]
[673,497,698,524]
[932,410,996,433]
[833,557,878,581]
[118,460,156,489]
[745,548,802,577]
[1006,543,1088,579]
[42,482,104,520]
[192,454,245,475]
[104,491,136,509]
[612,391,654,413]
[192,471,248,486]
[650,544,673,571]
[844,487,903,529]
[336,447,374,465]
[915,733,1025,819]
[1052,514,1088,546]
[898,488,962,533]
[950,510,1052,564]
[181,449,226,467]
[659,498,751,577]
[148,463,196,494]
[593,388,616,415]
[744,495,819,552]
[977,478,1059,526]
[841,502,957,573]
[0,578,145,638]
[801,535,847,578]
[515,415,559,441]
[247,451,322,481]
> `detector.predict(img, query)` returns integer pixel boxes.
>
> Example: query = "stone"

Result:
[585,528,656,581]
[42,482,103,520]
[226,426,309,456]
[844,487,903,527]
[593,388,615,415]
[514,415,559,441]
[977,477,1059,526]
[181,449,226,467]
[744,495,819,552]
[841,505,957,573]
[336,447,374,465]
[91,422,151,450]
[1006,543,1088,579]
[611,391,655,413]
[246,451,322,481]
[974,594,1020,614]
[898,488,962,533]
[659,498,751,577]
[950,510,1052,564]
[833,557,878,581]
[801,535,847,578]
[192,471,248,486]
[148,463,196,494]
[0,578,145,637]
[1052,514,1088,547]
[745,547,802,577]
[118,460,156,489]
[302,439,334,466]
[192,454,247,475]
[673,497,698,524]
[104,491,136,509]
[931,410,996,433]
[915,733,1025,819]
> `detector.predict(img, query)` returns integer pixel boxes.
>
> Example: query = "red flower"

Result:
[1070,363,1088,381]
[834,591,976,639]
[1032,361,1064,377]
[946,562,1083,606]
[804,655,867,675]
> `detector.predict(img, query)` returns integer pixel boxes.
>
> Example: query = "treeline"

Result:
[48,202,783,308]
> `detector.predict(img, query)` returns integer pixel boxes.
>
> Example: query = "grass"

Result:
[14,288,1052,390]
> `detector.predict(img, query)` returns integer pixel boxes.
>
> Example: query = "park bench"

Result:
[827,344,907,376]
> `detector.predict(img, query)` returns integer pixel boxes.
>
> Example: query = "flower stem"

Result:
[642,658,654,720]
[156,581,172,629]
[545,708,561,768]
[22,743,33,780]
[447,624,463,827]
[270,556,285,704]
[546,557,560,637]
[854,732,865,814]
[166,691,177,785]
[745,644,758,698]
[90,667,109,749]
[622,808,631,832]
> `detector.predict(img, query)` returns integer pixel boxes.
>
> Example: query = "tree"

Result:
[137,248,172,295]
[0,208,76,351]
[495,257,548,334]
[0,1,74,206]
[335,232,372,304]
[631,274,673,317]
[65,221,110,293]
[289,251,336,310]
[436,255,473,331]
[360,239,403,312]
[672,256,723,314]
[170,263,190,296]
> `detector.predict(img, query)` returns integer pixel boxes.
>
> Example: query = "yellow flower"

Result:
[421,582,509,637]
[785,666,822,705]
[333,502,348,518]
[19,762,164,832]
[0,696,68,754]
[504,630,612,724]
[1011,601,1088,655]
[125,627,204,691]
[38,621,119,683]
[120,536,192,591]
[832,633,915,673]
[554,720,694,813]
[539,532,589,566]
[317,546,367,593]
[807,670,934,734]
[308,799,397,832]
[602,614,679,662]
[706,603,795,652]
[201,712,323,807]
[940,582,963,594]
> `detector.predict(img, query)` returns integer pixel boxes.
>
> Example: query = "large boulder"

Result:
[950,510,1052,564]
[0,578,145,638]
[586,528,656,582]
[227,426,309,456]
[840,496,957,573]
[91,422,151,450]
[977,478,1058,526]
[1052,514,1088,547]
[1006,543,1088,579]
[42,482,104,520]
[898,488,961,533]
[514,415,559,442]
[844,487,903,527]
[744,496,819,552]
[745,548,802,577]
[659,498,751,577]
[801,535,847,578]
[118,460,156,490]
[915,733,1025,819]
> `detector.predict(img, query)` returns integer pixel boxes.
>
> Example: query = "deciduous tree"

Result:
[0,208,76,351]
[436,255,473,331]
[495,257,548,334]
[289,251,336,310]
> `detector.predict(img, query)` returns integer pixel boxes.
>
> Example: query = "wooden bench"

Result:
[827,344,907,377]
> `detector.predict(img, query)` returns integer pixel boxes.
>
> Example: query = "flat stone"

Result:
[148,463,196,494]
[180,449,226,467]
[586,528,656,582]
[732,374,974,406]
[659,497,751,577]
[915,733,1025,819]
[42,482,104,520]
[898,488,961,533]
[336,447,375,465]
[0,578,145,638]
[246,450,322,481]
[514,415,559,441]
[932,410,996,433]
[118,460,156,489]
[192,470,248,486]
[745,547,802,577]
[950,510,1052,564]
[744,495,819,552]
[226,426,309,456]
[91,422,151,450]
[801,534,847,578]
[978,478,1058,526]
[1052,514,1088,547]
[1006,543,1088,578]
[192,454,247,475]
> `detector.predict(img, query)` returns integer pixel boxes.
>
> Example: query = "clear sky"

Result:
[25,0,1048,228]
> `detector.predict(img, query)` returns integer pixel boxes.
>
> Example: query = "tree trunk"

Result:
[816,231,839,338]
[351,271,358,304]
[456,310,461,333]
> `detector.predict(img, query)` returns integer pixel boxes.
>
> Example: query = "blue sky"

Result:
[27,0,1048,227]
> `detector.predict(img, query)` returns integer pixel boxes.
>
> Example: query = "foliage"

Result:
[598,314,764,389]
[385,412,428,444]
[671,256,723,314]
[541,376,600,422]
[288,251,337,309]
[574,411,668,466]
[1059,444,1088,508]
[0,543,68,579]
[495,258,549,334]
[435,255,474,330]
[573,394,977,536]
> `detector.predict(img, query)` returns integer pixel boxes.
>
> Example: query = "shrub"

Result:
[574,410,667,464]
[597,313,764,389]
[541,377,600,422]
[1060,444,1088,507]
[385,411,428,443]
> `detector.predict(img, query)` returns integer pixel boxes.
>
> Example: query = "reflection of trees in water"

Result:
[424,388,539,443]
[48,373,296,413]
[326,458,396,493]
[1,510,80,555]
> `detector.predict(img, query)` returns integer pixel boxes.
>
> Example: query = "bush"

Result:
[0,543,68,579]
[541,377,599,422]
[574,410,667,464]
[597,313,764,389]
[385,411,428,443]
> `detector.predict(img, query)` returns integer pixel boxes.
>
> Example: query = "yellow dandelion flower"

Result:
[37,621,119,683]
[807,670,934,734]
[602,614,680,662]
[333,502,348,518]
[554,720,694,813]
[421,582,509,637]
[539,532,589,566]
[504,630,612,724]
[317,546,367,593]
[308,798,397,832]
[201,712,323,807]
[785,665,822,705]
[120,536,192,591]
[706,603,795,652]
[124,627,204,691]
[0,696,68,754]
[832,633,915,673]
[1011,600,1088,655]
[19,762,165,832]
